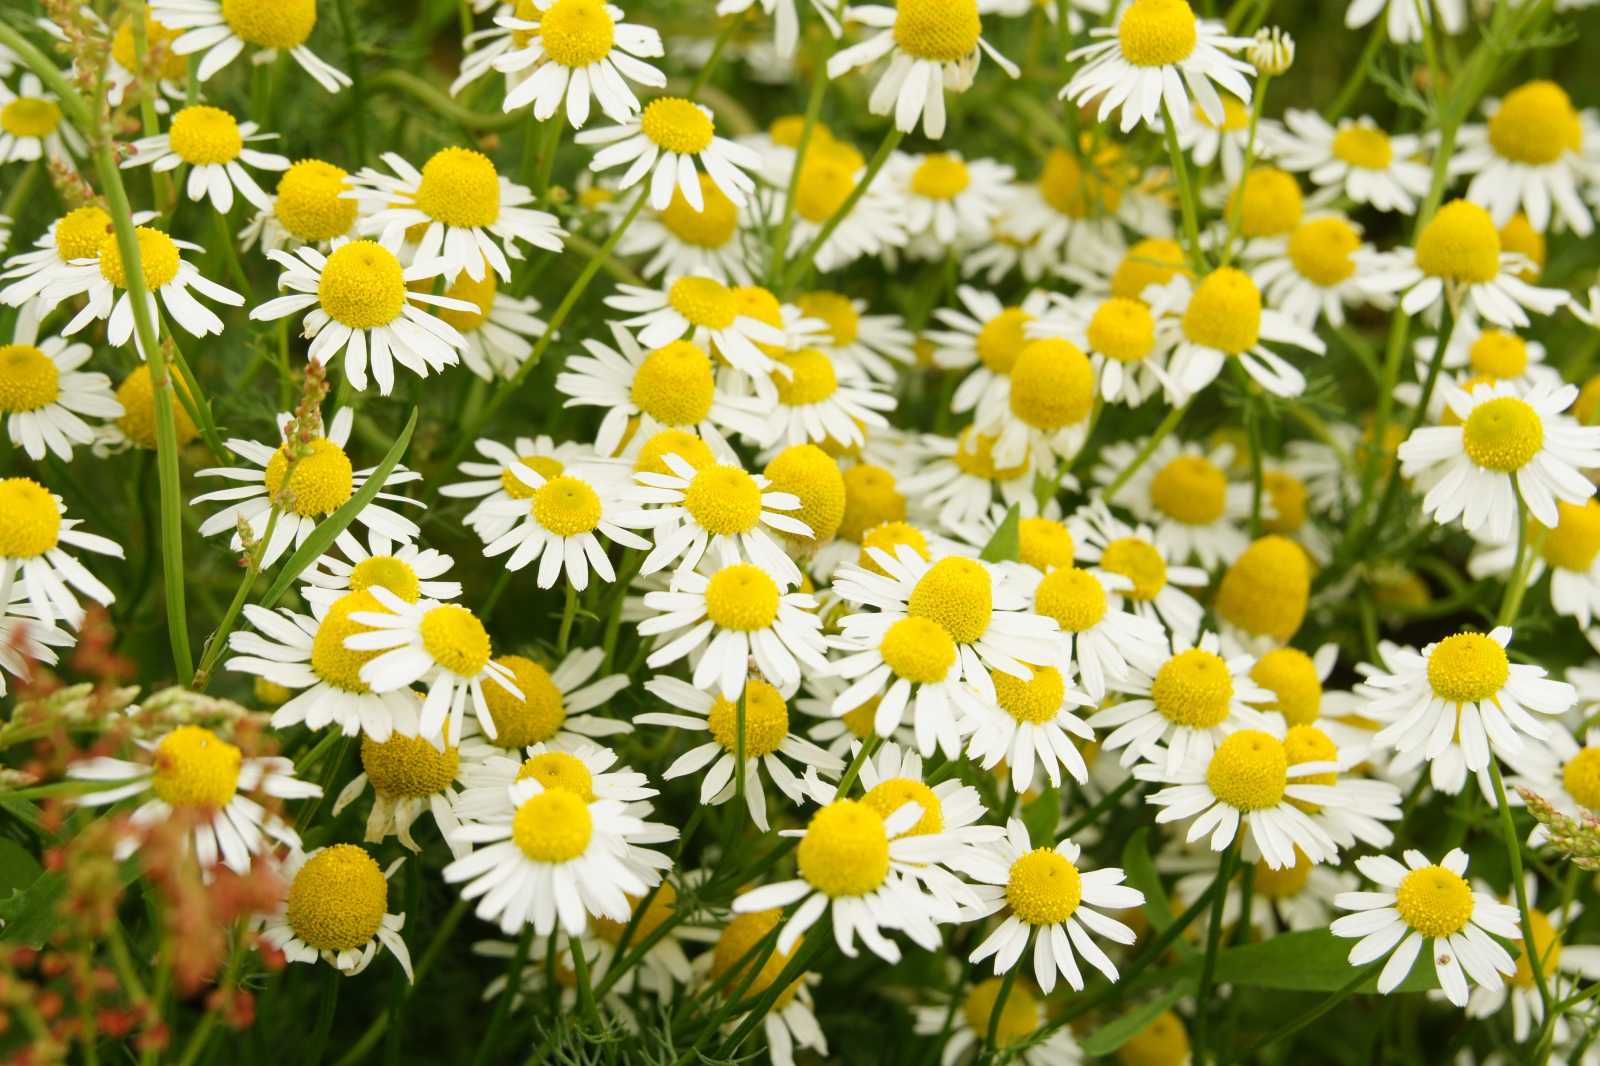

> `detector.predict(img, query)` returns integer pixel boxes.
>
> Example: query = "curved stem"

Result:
[1160,99,1207,277]
[690,9,749,98]
[767,37,830,287]
[471,924,534,1066]
[1101,399,1192,500]
[1191,839,1240,1066]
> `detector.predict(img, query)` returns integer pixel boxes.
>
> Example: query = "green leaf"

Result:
[0,839,42,896]
[1079,981,1194,1056]
[1170,929,1440,993]
[1021,784,1058,848]
[979,504,1021,563]
[0,856,139,948]
[1121,828,1198,961]
[0,795,55,841]
[258,407,419,609]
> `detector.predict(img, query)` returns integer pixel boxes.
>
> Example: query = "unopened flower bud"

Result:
[1249,27,1294,75]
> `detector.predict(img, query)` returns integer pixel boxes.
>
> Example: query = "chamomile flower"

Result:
[577,97,762,212]
[1248,215,1379,329]
[796,673,916,757]
[1063,0,1255,135]
[298,530,461,609]
[1342,0,1463,43]
[1168,845,1357,938]
[1175,94,1268,185]
[699,908,829,1066]
[0,314,122,462]
[1,206,122,314]
[929,287,1054,430]
[1010,563,1170,701]
[764,347,897,450]
[426,266,549,381]
[260,846,413,978]
[104,16,189,112]
[886,152,1016,256]
[0,74,83,164]
[474,459,648,589]
[1464,883,1600,1041]
[250,238,478,395]
[968,821,1143,992]
[0,477,121,629]
[913,977,1084,1066]
[794,291,916,385]
[1331,849,1520,1005]
[1068,500,1210,645]
[494,0,667,127]
[1411,320,1559,397]
[608,177,756,286]
[122,105,289,214]
[1275,722,1405,853]
[1452,81,1598,236]
[239,158,360,254]
[0,590,74,698]
[606,275,790,382]
[352,149,566,284]
[451,742,657,825]
[442,437,612,540]
[765,138,910,272]
[969,337,1095,469]
[475,649,632,754]
[1027,294,1175,408]
[68,725,319,874]
[900,427,1045,530]
[1094,437,1254,569]
[151,0,352,91]
[964,661,1097,791]
[1268,111,1432,214]
[1472,501,1600,627]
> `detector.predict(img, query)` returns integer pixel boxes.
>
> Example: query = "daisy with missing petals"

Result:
[1094,437,1253,569]
[0,314,123,461]
[639,677,843,831]
[1069,500,1209,645]
[69,725,319,874]
[886,152,1016,257]
[261,846,413,979]
[441,436,608,542]
[1248,215,1379,329]
[928,287,1053,430]
[122,105,289,215]
[0,477,121,629]
[250,238,477,394]
[477,648,634,753]
[794,291,916,385]
[606,275,790,382]
[298,530,461,609]
[473,459,648,589]
[637,560,829,698]
[576,98,762,212]
[495,0,666,127]
[152,0,352,91]
[1268,111,1432,215]
[968,820,1142,993]
[1063,0,1255,135]
[1398,380,1600,543]
[0,74,84,164]
[764,347,897,450]
[1451,81,1598,237]
[1331,849,1520,1005]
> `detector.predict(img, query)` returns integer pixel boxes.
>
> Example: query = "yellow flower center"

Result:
[879,616,957,684]
[264,437,355,517]
[1019,517,1074,572]
[98,227,181,291]
[952,427,1031,482]
[1034,568,1107,633]
[361,732,459,797]
[1100,537,1167,601]
[770,115,835,148]
[1331,125,1393,169]
[593,882,678,945]
[221,0,316,48]
[435,265,496,333]
[1198,95,1251,131]
[1462,396,1543,472]
[419,604,491,678]
[861,777,943,836]
[1249,647,1322,727]
[272,159,358,243]
[1395,864,1475,938]
[1260,472,1308,535]
[1215,535,1310,642]
[1426,632,1509,705]
[0,98,61,139]
[500,455,565,500]
[964,978,1039,1048]
[711,909,806,1007]
[841,698,881,739]
[623,340,714,429]
[660,176,739,248]
[1120,1011,1190,1066]
[515,751,596,800]
[668,275,738,331]
[1149,455,1228,525]
[892,0,981,61]
[1283,723,1338,813]
[511,788,593,862]
[412,146,501,230]
[794,142,863,224]
[1088,298,1156,363]
[532,475,602,537]
[538,0,615,66]
[1415,200,1502,284]
[1118,0,1198,67]
[797,292,860,347]
[635,429,715,477]
[483,656,567,747]
[704,563,781,632]
[1009,339,1095,431]
[974,307,1032,374]
[0,345,60,413]
[1040,146,1124,218]
[1507,908,1561,988]
[1254,849,1313,898]
[509,0,541,48]
[113,17,188,80]
[286,844,388,951]
[1501,212,1545,282]
[912,153,970,199]
[1563,746,1600,809]
[310,591,387,693]
[166,106,242,166]
[1112,238,1190,302]
[1543,500,1600,573]
[1151,648,1235,728]
[773,348,840,406]
[54,206,114,263]
[255,678,294,705]
[708,679,790,757]
[763,444,845,545]
[318,240,407,329]
[859,521,930,576]
[798,800,890,897]
[1489,81,1582,166]
[908,557,992,644]
[1288,218,1360,287]
[639,97,714,155]
[348,555,422,603]
[1006,847,1083,924]
[1205,729,1288,811]
[839,465,905,543]
[677,465,760,536]
[1468,330,1527,380]
[1232,168,1303,239]
[150,725,242,809]
[0,478,60,559]
[1182,267,1262,354]
[995,664,1066,724]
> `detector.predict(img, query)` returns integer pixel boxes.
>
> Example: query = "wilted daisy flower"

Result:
[1343,0,1461,42]
[1063,0,1254,134]
[0,74,83,164]
[0,314,122,461]
[764,347,897,450]
[968,820,1142,992]
[639,677,842,831]
[1331,849,1519,1005]
[0,477,121,629]
[152,0,351,89]
[1027,293,1175,407]
[885,152,1015,256]
[913,977,1083,1066]
[1,206,119,314]
[1268,111,1432,214]
[1012,562,1169,700]
[609,177,755,285]
[298,530,461,609]
[1472,501,1600,627]
[1248,215,1378,329]
[240,158,360,253]
[261,846,413,978]
[1094,437,1253,568]
[122,105,289,215]
[475,459,648,589]
[352,149,566,284]
[1069,500,1209,644]
[900,427,1044,529]
[69,725,319,874]
[1452,81,1597,237]
[929,287,1053,429]
[495,0,666,127]
[251,238,478,394]
[767,138,910,272]
[577,98,762,211]
[794,291,916,385]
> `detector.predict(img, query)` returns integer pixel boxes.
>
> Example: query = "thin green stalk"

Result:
[1218,74,1270,269]
[780,125,904,292]
[294,735,352,832]
[1056,776,1137,842]
[305,964,342,1066]
[558,580,578,654]
[677,908,793,1065]
[733,682,748,820]
[1161,100,1207,276]
[472,925,534,1066]
[569,934,605,1032]
[2,160,40,221]
[1191,839,1240,1066]
[335,0,368,164]
[1324,19,1385,121]
[984,931,1034,1060]
[767,34,830,287]
[710,909,831,1061]
[1214,960,1387,1066]
[1101,399,1192,500]
[530,114,565,204]
[190,508,280,691]
[1488,759,1554,1016]
[295,727,344,775]
[1497,494,1547,628]
[481,567,514,618]
[834,732,882,796]
[690,9,749,98]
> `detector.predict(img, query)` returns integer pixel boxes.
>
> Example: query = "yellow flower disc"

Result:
[1253,850,1313,899]
[437,268,497,333]
[1288,218,1360,287]
[1009,339,1095,431]
[221,0,317,49]
[1395,864,1475,938]
[912,153,971,200]
[1283,723,1338,813]
[512,788,593,862]
[310,591,387,693]
[838,465,905,543]
[1111,238,1190,301]
[1181,267,1262,354]
[628,339,715,427]
[1151,648,1234,728]
[361,732,459,798]
[1415,200,1501,284]
[1231,167,1303,239]
[1,97,60,138]
[1563,747,1600,809]
[861,777,943,836]
[976,307,1035,374]
[668,275,738,330]
[908,557,992,644]
[116,365,200,450]
[1118,1011,1190,1066]
[286,843,388,951]
[482,655,567,747]
[634,428,715,477]
[113,17,188,80]
[1542,500,1600,573]
[773,348,840,406]
[538,0,616,67]
[1489,81,1581,166]
[952,426,1032,481]
[348,555,422,603]
[1149,454,1228,525]
[892,0,982,61]
[1331,125,1393,169]
[859,521,931,576]
[1260,471,1308,535]
[1468,330,1528,381]
[1214,535,1310,641]
[413,146,502,230]
[0,477,62,559]
[500,455,565,500]
[516,751,596,801]
[0,345,59,413]
[794,142,863,223]
[708,679,790,757]
[704,563,781,632]
[661,176,738,248]
[318,240,407,329]
[797,291,860,346]
[763,444,846,545]
[1088,298,1156,363]
[640,97,714,155]
[263,438,355,517]
[1249,647,1322,727]
[275,159,359,243]
[1006,847,1083,925]
[880,616,957,684]
[711,909,806,1007]
[681,465,763,536]
[53,206,114,263]
[1461,396,1543,472]
[1205,730,1288,812]
[1426,632,1509,705]
[150,725,242,809]
[1118,0,1198,67]
[965,978,1039,1049]
[1019,516,1075,571]
[1501,212,1545,282]
[797,800,890,897]
[994,664,1066,724]
[593,882,678,945]
[419,604,491,678]
[167,105,243,166]
[1034,567,1107,633]
[1100,537,1167,601]
[98,227,181,291]
[1509,908,1562,988]
[533,475,602,537]
[1040,147,1122,218]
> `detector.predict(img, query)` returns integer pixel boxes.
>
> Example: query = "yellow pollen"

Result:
[534,474,603,537]
[1260,472,1308,534]
[1009,339,1095,431]
[500,455,565,499]
[1151,648,1235,728]
[1088,298,1156,363]
[1254,849,1313,898]
[508,0,540,48]
[1040,146,1123,218]
[1100,537,1167,601]
[361,732,459,797]
[221,0,316,48]
[0,479,61,559]
[1489,81,1581,166]
[419,604,491,678]
[1395,864,1475,938]
[1198,95,1251,131]
[861,777,943,836]
[660,176,739,247]
[1289,218,1360,287]
[1112,238,1190,302]
[859,521,930,576]
[0,98,61,139]
[1182,267,1262,354]
[274,159,358,243]
[976,307,1034,375]
[150,725,242,809]
[640,97,714,155]
[348,555,422,602]
[711,909,806,1007]
[1034,568,1107,633]
[286,844,388,951]
[708,679,790,757]
[1331,125,1393,169]
[1006,847,1083,924]
[412,146,501,230]
[908,557,992,644]
[166,106,242,166]
[1119,1011,1190,1066]
[793,142,863,224]
[538,0,615,66]
[436,267,496,333]
[512,788,593,862]
[1501,213,1545,282]
[635,429,715,477]
[704,563,781,632]
[668,276,738,330]
[964,978,1039,1048]
[1118,0,1198,67]
[952,427,1031,482]
[1249,647,1322,727]
[798,800,890,897]
[1543,500,1600,572]
[593,882,678,945]
[1462,396,1542,472]
[1415,200,1502,284]
[318,240,407,329]
[98,227,181,291]
[797,292,860,347]
[892,0,981,61]
[1468,330,1528,380]
[1283,723,1338,813]
[1232,168,1303,238]
[1563,747,1600,809]
[912,154,970,199]
[515,751,595,800]
[0,345,60,413]
[112,17,188,80]
[772,348,840,406]
[1205,730,1288,812]
[1149,454,1228,525]
[1215,535,1310,641]
[763,444,845,545]
[1019,517,1074,571]
[264,438,354,517]
[994,664,1066,724]
[879,616,957,684]
[483,656,567,747]
[839,465,905,543]
[1426,632,1509,705]
[53,207,114,263]
[681,465,762,536]
[310,591,386,693]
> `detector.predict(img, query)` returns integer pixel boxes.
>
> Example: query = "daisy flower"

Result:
[763,346,897,450]
[0,477,121,630]
[928,286,1053,431]
[606,177,756,286]
[473,458,649,589]
[638,676,842,831]
[1,206,122,314]
[68,725,319,874]
[1248,214,1380,329]
[913,977,1084,1065]
[795,673,916,757]
[351,149,566,284]
[260,846,414,978]
[193,406,422,569]
[1276,721,1405,853]
[719,0,845,58]
[494,0,666,127]
[1010,562,1170,700]
[1331,849,1520,1005]
[1463,880,1600,1042]
[965,660,1098,792]
[0,313,122,461]
[441,436,613,542]
[104,16,189,112]
[297,529,462,609]
[0,590,74,698]
[1452,81,1598,237]
[968,820,1143,992]
[968,337,1096,470]
[637,559,829,698]
[477,647,634,752]
[765,138,910,273]
[122,105,289,215]
[1094,437,1254,569]
[250,238,478,395]
[451,742,657,826]
[1409,319,1559,397]
[606,275,790,382]
[1068,500,1210,645]
[886,151,1016,257]
[1062,0,1255,135]
[699,909,829,1065]
[1471,499,1600,628]
[793,291,916,385]
[1343,0,1462,42]
[899,427,1045,530]
[576,97,762,212]
[150,0,352,91]
[1027,293,1175,408]
[1268,111,1432,214]
[239,158,361,254]
[0,74,84,164]
[1168,845,1357,938]
[1176,94,1270,184]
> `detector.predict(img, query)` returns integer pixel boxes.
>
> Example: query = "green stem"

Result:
[305,964,342,1066]
[1161,100,1208,276]
[1056,776,1137,842]
[366,70,525,131]
[1191,839,1240,1066]
[834,732,882,796]
[1,160,40,221]
[569,934,605,1032]
[1497,494,1546,629]
[558,580,578,655]
[1488,758,1554,1016]
[1323,19,1385,122]
[161,327,231,465]
[984,930,1034,1059]
[529,114,564,203]
[294,735,352,833]
[335,0,368,165]
[710,908,831,1061]
[690,9,749,98]
[767,37,829,288]
[190,508,278,691]
[1218,74,1270,270]
[1214,960,1386,1066]
[780,125,904,293]
[471,925,534,1066]
[1102,399,1192,500]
